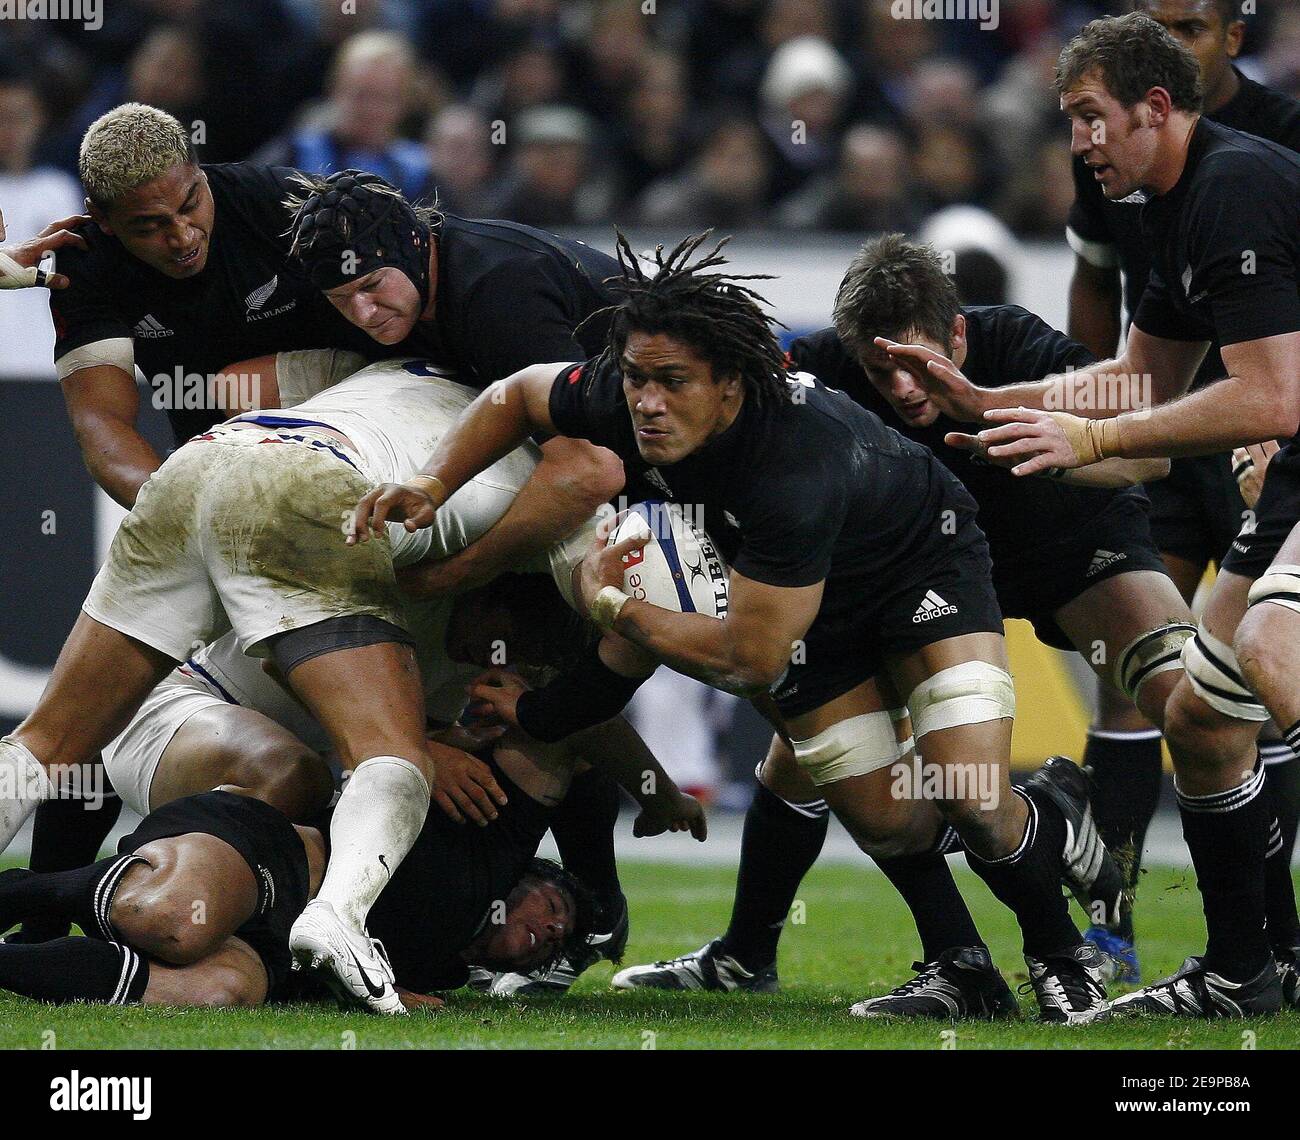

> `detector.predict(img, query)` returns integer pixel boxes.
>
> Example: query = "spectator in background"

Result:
[708,0,840,105]
[610,50,696,206]
[983,32,1068,170]
[256,31,433,202]
[0,71,82,377]
[1259,6,1300,97]
[637,113,771,229]
[481,104,613,226]
[424,105,497,217]
[776,123,920,232]
[999,134,1076,241]
[918,204,1021,305]
[572,0,657,128]
[471,43,568,125]
[757,35,852,204]
[846,0,936,125]
[911,120,998,214]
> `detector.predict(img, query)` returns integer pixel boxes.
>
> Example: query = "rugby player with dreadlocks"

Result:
[350,232,1125,1023]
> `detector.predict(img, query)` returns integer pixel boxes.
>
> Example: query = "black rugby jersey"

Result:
[1132,117,1300,450]
[1067,70,1300,389]
[790,306,1147,560]
[379,215,622,389]
[50,162,371,445]
[548,355,985,648]
[364,760,553,993]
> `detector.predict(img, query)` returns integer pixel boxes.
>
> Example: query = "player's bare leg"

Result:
[280,639,434,1014]
[148,706,334,821]
[0,614,175,852]
[141,936,270,1007]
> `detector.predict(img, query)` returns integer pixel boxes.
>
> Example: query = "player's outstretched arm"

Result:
[878,325,1206,424]
[61,364,165,508]
[0,210,90,290]
[347,361,566,545]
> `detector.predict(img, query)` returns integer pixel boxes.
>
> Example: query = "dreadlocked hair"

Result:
[281,171,442,257]
[585,230,792,410]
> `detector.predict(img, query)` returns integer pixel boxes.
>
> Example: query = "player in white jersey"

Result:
[0,357,579,1014]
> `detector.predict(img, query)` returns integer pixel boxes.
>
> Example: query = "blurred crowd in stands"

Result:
[4,0,1299,244]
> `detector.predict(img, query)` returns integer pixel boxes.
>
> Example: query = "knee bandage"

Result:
[791,707,910,787]
[907,662,1015,739]
[1247,564,1300,617]
[1180,624,1269,722]
[1115,622,1196,704]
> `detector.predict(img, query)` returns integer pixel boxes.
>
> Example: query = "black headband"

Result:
[290,170,432,308]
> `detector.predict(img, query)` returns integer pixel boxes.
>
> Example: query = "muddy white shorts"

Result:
[103,672,229,816]
[82,424,405,662]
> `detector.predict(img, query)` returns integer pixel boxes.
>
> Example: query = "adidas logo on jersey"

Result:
[133,314,174,339]
[1087,549,1126,577]
[912,589,958,623]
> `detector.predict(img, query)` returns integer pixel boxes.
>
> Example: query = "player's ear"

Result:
[1145,85,1173,125]
[1224,19,1245,59]
[86,198,111,235]
[950,314,966,358]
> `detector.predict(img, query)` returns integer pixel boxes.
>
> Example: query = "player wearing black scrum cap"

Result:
[1066,0,1300,980]
[352,232,1128,1024]
[912,14,1300,1017]
[276,169,638,996]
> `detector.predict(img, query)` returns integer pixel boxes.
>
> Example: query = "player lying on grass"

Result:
[610,232,1279,1016]
[0,757,652,1009]
[0,356,598,1015]
[351,232,1125,1023]
[880,15,1300,1018]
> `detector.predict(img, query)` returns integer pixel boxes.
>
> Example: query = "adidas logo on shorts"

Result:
[913,589,958,623]
[1087,549,1126,577]
[132,314,174,339]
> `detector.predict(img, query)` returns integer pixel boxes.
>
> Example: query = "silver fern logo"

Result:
[245,275,278,311]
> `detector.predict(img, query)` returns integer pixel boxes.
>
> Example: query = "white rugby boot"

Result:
[289,900,405,1015]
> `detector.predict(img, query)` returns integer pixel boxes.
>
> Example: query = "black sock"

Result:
[965,787,1080,959]
[0,854,147,942]
[874,831,984,962]
[551,768,624,925]
[720,780,828,971]
[1083,729,1163,934]
[1177,763,1272,980]
[1262,738,1300,949]
[17,780,123,942]
[0,937,149,1004]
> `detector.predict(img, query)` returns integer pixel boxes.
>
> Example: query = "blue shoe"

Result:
[1086,926,1139,985]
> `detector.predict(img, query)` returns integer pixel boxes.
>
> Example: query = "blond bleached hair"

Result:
[79,103,197,206]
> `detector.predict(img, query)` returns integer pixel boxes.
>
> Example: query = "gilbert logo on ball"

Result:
[607,501,729,619]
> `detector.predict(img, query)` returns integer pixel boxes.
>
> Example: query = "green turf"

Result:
[2,859,1297,1049]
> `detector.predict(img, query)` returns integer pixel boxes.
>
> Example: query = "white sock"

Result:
[0,736,51,853]
[317,755,430,930]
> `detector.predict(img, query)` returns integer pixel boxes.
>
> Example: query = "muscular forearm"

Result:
[74,418,163,508]
[567,716,682,809]
[1067,262,1122,361]
[423,378,538,501]
[610,599,775,697]
[1107,374,1293,458]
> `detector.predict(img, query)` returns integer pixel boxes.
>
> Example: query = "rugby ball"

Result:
[607,501,729,619]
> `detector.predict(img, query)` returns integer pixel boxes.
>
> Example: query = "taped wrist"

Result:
[1068,415,1124,465]
[516,646,649,743]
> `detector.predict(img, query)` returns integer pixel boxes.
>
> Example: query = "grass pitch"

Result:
[2,859,1297,1050]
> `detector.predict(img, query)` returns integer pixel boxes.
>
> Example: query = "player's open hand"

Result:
[465,667,529,731]
[0,210,91,290]
[1232,440,1280,509]
[347,481,439,545]
[395,986,445,1012]
[427,740,508,826]
[633,790,708,842]
[873,337,987,423]
[577,514,650,613]
[949,407,1098,477]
